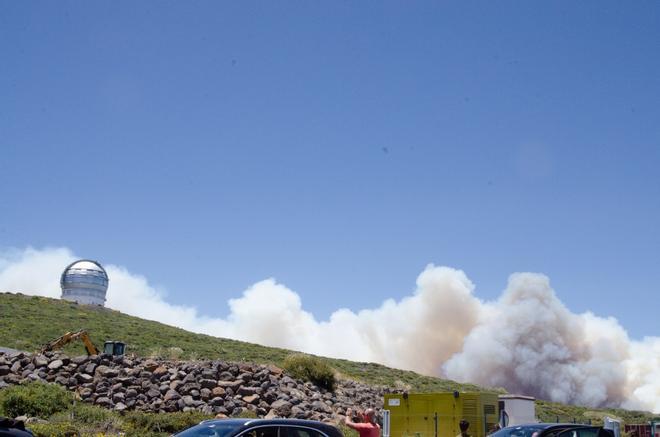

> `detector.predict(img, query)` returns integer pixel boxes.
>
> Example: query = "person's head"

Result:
[363,408,376,424]
[460,420,470,433]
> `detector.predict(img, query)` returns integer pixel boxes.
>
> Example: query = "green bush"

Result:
[48,402,120,431]
[338,423,360,437]
[282,353,336,391]
[124,410,212,434]
[27,422,79,437]
[0,381,73,418]
[234,408,258,418]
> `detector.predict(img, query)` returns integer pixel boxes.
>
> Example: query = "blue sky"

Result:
[1,1,659,339]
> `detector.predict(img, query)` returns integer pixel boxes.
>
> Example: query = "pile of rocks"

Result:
[0,351,387,422]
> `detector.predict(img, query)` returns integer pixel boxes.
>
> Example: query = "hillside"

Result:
[0,292,655,425]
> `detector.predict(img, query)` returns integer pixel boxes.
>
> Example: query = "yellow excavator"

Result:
[40,330,126,356]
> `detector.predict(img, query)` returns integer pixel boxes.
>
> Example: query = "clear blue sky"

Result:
[1,1,659,339]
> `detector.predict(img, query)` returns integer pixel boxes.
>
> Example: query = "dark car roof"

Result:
[492,423,604,437]
[181,418,342,437]
[508,424,599,429]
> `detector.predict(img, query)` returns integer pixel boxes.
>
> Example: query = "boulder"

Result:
[48,360,64,370]
[270,399,292,416]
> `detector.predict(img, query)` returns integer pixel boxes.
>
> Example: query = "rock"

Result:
[71,355,89,365]
[48,360,64,370]
[217,380,242,389]
[212,386,226,397]
[164,389,181,402]
[147,389,161,399]
[95,396,113,407]
[153,366,169,377]
[83,363,97,374]
[202,369,217,379]
[210,397,224,406]
[0,365,10,376]
[180,383,201,394]
[266,364,284,376]
[238,386,260,396]
[271,399,292,416]
[33,355,49,367]
[243,394,260,404]
[54,376,69,385]
[199,379,217,389]
[143,359,159,372]
[114,402,128,411]
[312,400,332,414]
[76,373,93,383]
[95,366,119,378]
[218,371,233,380]
[291,406,308,419]
[265,409,278,419]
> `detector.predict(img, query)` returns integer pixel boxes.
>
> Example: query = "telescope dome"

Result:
[60,259,109,306]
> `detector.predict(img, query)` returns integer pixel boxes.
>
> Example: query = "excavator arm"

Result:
[76,331,100,355]
[40,330,100,355]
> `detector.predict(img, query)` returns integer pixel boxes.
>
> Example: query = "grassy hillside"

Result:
[0,292,656,425]
[0,292,481,392]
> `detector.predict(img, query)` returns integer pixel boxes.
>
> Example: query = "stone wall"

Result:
[0,351,387,422]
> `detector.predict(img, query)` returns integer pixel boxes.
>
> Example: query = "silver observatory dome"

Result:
[60,259,109,306]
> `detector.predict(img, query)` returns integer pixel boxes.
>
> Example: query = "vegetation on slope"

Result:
[0,292,481,392]
[0,292,656,427]
[0,381,212,436]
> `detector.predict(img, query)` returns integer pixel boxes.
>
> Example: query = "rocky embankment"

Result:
[0,351,386,422]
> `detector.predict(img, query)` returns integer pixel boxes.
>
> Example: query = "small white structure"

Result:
[60,260,109,306]
[604,417,621,437]
[499,395,536,426]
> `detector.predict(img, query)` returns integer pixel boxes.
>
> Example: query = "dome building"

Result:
[60,260,109,306]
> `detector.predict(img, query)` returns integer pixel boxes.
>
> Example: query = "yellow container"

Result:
[383,392,500,437]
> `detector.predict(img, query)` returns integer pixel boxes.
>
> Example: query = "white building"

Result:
[60,259,109,306]
[499,395,536,425]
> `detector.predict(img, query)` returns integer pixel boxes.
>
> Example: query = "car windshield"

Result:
[491,426,548,437]
[175,421,244,437]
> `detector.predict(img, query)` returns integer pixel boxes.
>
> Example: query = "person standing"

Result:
[345,408,380,437]
[457,420,471,437]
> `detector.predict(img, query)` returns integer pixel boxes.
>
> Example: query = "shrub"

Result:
[233,408,258,418]
[49,402,118,427]
[282,353,336,391]
[167,347,184,360]
[0,382,72,419]
[124,410,212,434]
[27,422,80,437]
[338,423,360,437]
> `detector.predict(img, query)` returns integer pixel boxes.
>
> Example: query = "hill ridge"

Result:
[0,291,655,425]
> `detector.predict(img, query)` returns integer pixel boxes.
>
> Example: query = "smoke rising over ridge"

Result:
[0,247,658,413]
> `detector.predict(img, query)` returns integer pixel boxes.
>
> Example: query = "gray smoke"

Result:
[443,273,632,407]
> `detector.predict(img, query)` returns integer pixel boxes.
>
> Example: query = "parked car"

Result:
[174,418,344,437]
[490,424,614,437]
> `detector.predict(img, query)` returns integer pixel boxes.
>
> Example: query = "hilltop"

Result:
[0,292,655,425]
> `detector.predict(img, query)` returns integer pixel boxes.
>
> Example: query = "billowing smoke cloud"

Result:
[0,247,658,413]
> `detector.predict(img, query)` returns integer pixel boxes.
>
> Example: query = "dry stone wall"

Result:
[0,351,387,422]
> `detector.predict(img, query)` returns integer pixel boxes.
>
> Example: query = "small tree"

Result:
[283,353,336,391]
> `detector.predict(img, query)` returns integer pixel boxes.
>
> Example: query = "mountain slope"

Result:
[0,292,481,392]
[0,292,655,424]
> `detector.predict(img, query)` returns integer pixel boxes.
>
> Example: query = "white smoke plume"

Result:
[0,246,658,413]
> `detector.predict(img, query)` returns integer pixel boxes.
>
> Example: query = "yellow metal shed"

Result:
[383,392,500,437]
